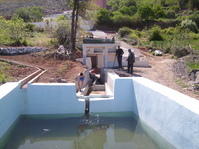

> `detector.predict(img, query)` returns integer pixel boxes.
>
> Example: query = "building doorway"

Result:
[90,56,97,68]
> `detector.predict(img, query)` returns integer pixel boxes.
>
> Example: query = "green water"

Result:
[2,114,175,149]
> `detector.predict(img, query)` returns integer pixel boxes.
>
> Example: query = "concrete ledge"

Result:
[132,77,199,149]
[0,83,25,138]
[0,83,19,99]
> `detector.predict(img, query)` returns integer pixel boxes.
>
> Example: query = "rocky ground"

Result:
[133,50,199,99]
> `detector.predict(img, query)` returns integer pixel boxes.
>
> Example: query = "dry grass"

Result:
[27,32,53,47]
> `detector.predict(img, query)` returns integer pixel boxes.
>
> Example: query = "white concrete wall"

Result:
[132,77,199,149]
[1,73,199,149]
[91,71,199,149]
[0,83,25,139]
[0,82,84,143]
[82,43,117,68]
[91,77,135,113]
[105,70,119,94]
[26,83,84,115]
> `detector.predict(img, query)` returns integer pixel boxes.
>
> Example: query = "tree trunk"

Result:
[70,0,77,53]
[73,0,80,51]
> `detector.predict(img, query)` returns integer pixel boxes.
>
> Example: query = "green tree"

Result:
[70,0,93,52]
[8,18,27,45]
[181,19,198,33]
[138,4,155,20]
[149,26,164,41]
[55,21,71,48]
[119,6,137,16]
[107,0,136,11]
[0,17,27,46]
[153,5,165,18]
[14,6,44,22]
[96,8,112,25]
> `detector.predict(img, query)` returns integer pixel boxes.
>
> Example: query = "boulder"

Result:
[195,71,199,82]
[57,78,67,83]
[153,50,163,56]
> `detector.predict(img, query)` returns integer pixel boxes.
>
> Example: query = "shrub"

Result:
[189,13,199,28]
[162,27,179,35]
[153,6,166,18]
[54,21,71,47]
[0,17,27,46]
[118,27,132,37]
[25,23,36,32]
[188,32,199,39]
[169,5,180,12]
[131,29,142,37]
[149,27,164,41]
[138,4,155,20]
[107,0,137,11]
[119,6,137,16]
[14,6,44,22]
[112,14,133,26]
[128,33,139,45]
[56,15,68,22]
[0,72,7,83]
[96,8,112,25]
[129,33,138,39]
[165,9,176,18]
[181,19,198,33]
[171,46,190,58]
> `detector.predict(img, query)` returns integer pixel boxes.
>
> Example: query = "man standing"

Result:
[116,46,124,69]
[127,49,135,74]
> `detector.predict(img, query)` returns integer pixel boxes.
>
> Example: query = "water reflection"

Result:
[2,115,174,149]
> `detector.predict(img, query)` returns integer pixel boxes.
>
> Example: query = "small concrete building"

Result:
[82,38,118,68]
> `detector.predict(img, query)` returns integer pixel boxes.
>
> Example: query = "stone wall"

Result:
[0,47,47,55]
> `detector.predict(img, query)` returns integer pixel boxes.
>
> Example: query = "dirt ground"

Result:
[0,48,198,99]
[0,61,36,82]
[0,51,86,83]
[133,50,199,99]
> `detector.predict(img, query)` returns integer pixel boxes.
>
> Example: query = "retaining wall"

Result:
[132,77,199,149]
[0,83,25,139]
[0,82,84,144]
[91,73,199,149]
[0,47,46,55]
[26,83,84,115]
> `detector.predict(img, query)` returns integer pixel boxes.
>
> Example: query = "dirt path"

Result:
[134,52,199,99]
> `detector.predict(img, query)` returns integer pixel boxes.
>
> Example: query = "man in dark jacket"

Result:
[127,49,135,74]
[116,46,124,69]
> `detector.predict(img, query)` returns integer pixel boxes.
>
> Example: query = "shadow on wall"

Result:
[114,78,139,116]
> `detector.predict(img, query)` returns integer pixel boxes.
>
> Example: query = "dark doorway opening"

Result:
[90,56,97,68]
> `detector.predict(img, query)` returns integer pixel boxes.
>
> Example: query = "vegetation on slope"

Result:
[96,0,199,72]
[0,0,69,16]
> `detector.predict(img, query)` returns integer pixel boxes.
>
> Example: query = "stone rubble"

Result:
[0,47,47,55]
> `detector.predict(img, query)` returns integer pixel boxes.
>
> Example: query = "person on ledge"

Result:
[127,49,135,74]
[116,46,124,70]
[76,72,85,92]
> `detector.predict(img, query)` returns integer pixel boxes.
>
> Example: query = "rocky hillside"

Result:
[0,0,70,17]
